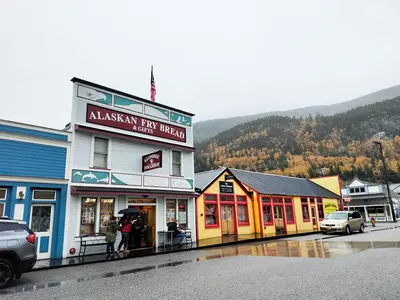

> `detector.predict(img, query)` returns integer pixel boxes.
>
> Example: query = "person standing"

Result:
[117,216,131,254]
[105,216,118,258]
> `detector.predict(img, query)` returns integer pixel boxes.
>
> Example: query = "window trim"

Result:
[219,194,235,203]
[204,193,219,228]
[171,150,182,177]
[0,188,7,200]
[301,198,310,222]
[261,197,274,226]
[317,198,324,220]
[91,135,111,170]
[32,190,57,201]
[284,197,295,224]
[236,195,249,226]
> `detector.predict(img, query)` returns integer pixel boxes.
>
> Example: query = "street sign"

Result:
[343,196,352,203]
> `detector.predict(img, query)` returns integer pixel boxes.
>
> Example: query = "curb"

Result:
[29,230,321,272]
[314,225,400,241]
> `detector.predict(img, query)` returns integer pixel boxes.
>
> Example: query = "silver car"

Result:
[0,217,37,288]
[320,211,364,235]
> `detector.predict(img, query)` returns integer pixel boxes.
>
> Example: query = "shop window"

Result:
[80,198,97,235]
[284,198,294,224]
[178,199,188,230]
[204,194,218,227]
[32,190,56,200]
[367,206,385,217]
[0,203,5,217]
[317,198,324,220]
[262,197,273,225]
[172,150,181,176]
[166,199,176,223]
[99,198,114,233]
[310,198,315,204]
[220,195,234,202]
[93,137,108,168]
[0,189,6,200]
[237,196,249,225]
[301,198,310,222]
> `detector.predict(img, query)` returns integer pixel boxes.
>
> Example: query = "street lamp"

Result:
[373,141,397,222]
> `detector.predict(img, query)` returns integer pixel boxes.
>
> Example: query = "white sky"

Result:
[1,0,400,129]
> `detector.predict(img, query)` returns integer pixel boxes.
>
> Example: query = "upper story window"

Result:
[172,150,181,176]
[93,137,109,168]
[349,187,365,194]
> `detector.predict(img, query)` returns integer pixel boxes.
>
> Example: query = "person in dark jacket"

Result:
[167,218,185,245]
[105,216,118,258]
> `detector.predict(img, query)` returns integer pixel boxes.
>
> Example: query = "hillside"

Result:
[194,85,400,142]
[194,97,400,183]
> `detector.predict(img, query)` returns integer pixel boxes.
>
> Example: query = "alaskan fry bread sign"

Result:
[324,200,338,214]
[86,104,186,142]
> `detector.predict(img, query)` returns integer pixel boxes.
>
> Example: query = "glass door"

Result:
[274,206,285,234]
[30,204,54,260]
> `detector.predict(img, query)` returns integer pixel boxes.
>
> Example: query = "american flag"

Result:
[150,65,156,102]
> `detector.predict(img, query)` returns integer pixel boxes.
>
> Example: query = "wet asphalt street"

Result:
[3,226,400,300]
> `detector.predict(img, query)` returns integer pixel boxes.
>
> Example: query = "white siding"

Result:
[73,132,92,169]
[181,151,194,178]
[368,186,381,193]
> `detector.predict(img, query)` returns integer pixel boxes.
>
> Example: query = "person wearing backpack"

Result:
[105,216,118,258]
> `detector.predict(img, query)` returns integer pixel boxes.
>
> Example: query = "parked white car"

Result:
[320,211,364,235]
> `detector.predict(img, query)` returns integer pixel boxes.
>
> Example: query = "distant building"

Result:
[341,178,400,222]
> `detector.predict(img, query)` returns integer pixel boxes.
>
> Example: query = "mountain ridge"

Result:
[194,85,400,142]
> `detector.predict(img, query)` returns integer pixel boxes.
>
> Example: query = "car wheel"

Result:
[359,224,364,233]
[0,258,15,289]
[345,225,351,235]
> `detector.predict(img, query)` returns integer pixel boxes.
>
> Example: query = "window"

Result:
[237,196,249,225]
[360,187,365,193]
[80,198,97,235]
[0,223,24,232]
[262,197,273,225]
[0,189,6,200]
[350,188,355,193]
[284,198,294,224]
[32,190,56,200]
[178,200,188,230]
[317,198,324,220]
[0,203,4,217]
[93,137,108,168]
[99,198,114,233]
[352,211,362,219]
[310,198,315,204]
[220,195,234,202]
[166,199,176,223]
[204,194,218,227]
[31,206,51,232]
[172,150,181,176]
[301,198,310,221]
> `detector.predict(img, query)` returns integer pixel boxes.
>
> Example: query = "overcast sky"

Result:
[1,1,400,129]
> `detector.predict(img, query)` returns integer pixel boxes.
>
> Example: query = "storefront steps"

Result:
[30,225,400,272]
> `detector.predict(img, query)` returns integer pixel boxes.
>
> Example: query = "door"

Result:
[221,205,235,235]
[311,206,318,230]
[30,204,54,260]
[274,206,285,234]
[351,211,362,230]
[146,207,156,247]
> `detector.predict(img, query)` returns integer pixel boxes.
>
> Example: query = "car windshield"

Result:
[325,212,348,220]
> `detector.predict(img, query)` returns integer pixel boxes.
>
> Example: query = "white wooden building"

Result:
[63,78,198,257]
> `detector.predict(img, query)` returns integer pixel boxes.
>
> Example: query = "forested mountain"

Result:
[194,85,400,142]
[194,97,400,183]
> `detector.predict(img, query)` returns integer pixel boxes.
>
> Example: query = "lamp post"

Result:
[373,141,397,222]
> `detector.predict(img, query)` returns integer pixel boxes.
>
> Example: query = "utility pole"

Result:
[373,141,397,222]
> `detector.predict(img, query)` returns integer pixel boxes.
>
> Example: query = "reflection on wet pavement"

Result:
[198,240,400,260]
[3,240,400,295]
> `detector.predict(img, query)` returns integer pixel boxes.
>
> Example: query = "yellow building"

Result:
[195,168,341,241]
[195,168,256,241]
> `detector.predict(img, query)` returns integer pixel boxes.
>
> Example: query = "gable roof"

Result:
[229,168,340,198]
[195,168,226,191]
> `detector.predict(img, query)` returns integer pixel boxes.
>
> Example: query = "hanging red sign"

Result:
[142,150,163,172]
[86,104,186,142]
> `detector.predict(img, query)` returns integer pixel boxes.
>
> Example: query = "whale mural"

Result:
[72,169,109,184]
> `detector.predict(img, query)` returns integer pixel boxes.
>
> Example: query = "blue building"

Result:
[0,119,70,259]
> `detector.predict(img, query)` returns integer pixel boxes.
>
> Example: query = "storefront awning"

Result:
[70,186,200,198]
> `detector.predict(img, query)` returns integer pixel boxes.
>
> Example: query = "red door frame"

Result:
[310,205,318,230]
[272,197,287,234]
[219,194,237,236]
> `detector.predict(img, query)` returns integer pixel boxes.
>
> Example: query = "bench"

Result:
[76,233,107,256]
